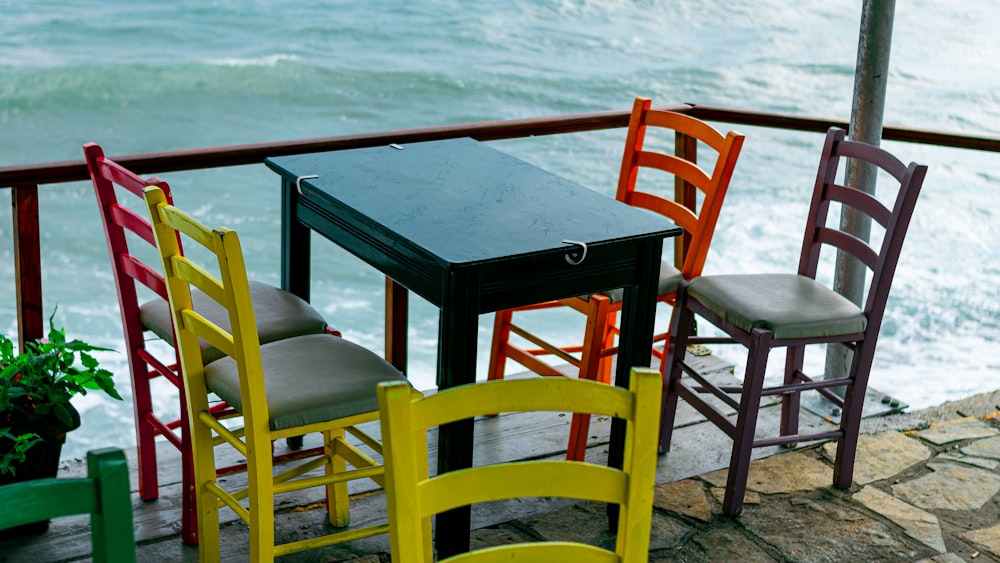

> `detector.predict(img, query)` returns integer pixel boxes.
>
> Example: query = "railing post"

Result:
[824,0,896,388]
[12,183,44,351]
[674,132,697,268]
[385,277,408,374]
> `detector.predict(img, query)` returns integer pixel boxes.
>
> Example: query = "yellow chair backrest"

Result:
[377,367,662,562]
[142,185,273,453]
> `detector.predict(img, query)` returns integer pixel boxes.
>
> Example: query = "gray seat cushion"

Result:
[205,333,409,431]
[593,260,684,304]
[687,273,867,340]
[139,280,328,364]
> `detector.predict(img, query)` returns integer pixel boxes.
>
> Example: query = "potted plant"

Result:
[0,312,122,535]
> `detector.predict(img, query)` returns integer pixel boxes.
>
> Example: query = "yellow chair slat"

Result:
[411,378,634,430]
[419,461,626,516]
[444,542,618,563]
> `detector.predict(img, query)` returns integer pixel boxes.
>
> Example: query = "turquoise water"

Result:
[1,1,999,459]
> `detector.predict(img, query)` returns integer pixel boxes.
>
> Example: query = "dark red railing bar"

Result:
[0,108,653,187]
[4,103,1000,348]
[12,184,43,350]
[674,133,698,269]
[686,104,1000,153]
[3,104,998,189]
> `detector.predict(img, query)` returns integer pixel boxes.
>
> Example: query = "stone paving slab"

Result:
[822,430,932,485]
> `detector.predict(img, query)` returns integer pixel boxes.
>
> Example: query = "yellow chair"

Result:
[85,142,335,544]
[377,367,662,562]
[487,97,744,461]
[143,185,412,562]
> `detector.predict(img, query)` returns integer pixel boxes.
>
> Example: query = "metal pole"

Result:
[824,0,896,386]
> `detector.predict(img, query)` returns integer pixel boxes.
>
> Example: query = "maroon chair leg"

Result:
[723,329,772,517]
[659,289,695,454]
[780,343,806,439]
[833,342,876,489]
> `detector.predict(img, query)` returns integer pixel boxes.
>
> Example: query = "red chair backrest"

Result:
[85,143,176,361]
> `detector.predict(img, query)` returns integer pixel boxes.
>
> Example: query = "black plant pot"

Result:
[0,404,81,538]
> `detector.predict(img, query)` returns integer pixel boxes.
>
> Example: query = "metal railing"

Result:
[3,102,999,349]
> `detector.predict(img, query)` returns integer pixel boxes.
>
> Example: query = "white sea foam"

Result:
[206,53,300,67]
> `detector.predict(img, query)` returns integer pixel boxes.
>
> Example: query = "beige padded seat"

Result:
[687,273,867,340]
[140,280,328,364]
[205,333,409,431]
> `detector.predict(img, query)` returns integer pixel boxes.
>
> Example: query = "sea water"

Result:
[1,1,998,459]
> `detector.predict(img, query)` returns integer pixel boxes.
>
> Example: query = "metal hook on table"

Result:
[562,240,588,265]
[295,175,319,195]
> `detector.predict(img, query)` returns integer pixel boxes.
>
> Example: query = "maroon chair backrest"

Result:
[798,127,928,336]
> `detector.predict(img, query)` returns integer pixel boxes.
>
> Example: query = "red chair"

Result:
[85,143,336,544]
[660,127,928,515]
[487,98,744,461]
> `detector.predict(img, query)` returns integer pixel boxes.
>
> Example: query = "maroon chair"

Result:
[660,127,927,516]
[85,143,336,544]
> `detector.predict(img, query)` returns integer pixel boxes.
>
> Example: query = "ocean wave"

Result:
[205,53,301,67]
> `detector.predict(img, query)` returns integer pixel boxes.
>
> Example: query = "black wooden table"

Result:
[266,138,679,557]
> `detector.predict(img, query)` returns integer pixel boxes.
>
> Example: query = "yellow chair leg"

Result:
[325,429,351,527]
[248,439,277,563]
[193,415,221,562]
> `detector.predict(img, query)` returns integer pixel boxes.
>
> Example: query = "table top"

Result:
[266,138,679,269]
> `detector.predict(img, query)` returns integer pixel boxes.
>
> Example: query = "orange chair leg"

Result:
[487,309,514,382]
[565,297,611,461]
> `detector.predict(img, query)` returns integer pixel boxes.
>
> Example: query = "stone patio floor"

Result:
[348,389,1000,563]
[149,389,1000,562]
[6,380,1000,561]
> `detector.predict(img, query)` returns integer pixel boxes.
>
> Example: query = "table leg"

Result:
[280,178,312,451]
[280,178,311,300]
[434,274,479,558]
[607,238,663,528]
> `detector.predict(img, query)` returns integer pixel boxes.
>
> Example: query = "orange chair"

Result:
[487,98,744,461]
[85,143,336,544]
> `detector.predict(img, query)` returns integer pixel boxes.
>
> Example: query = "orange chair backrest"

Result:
[615,97,744,279]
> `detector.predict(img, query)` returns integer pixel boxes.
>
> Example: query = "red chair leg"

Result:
[132,366,159,502]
